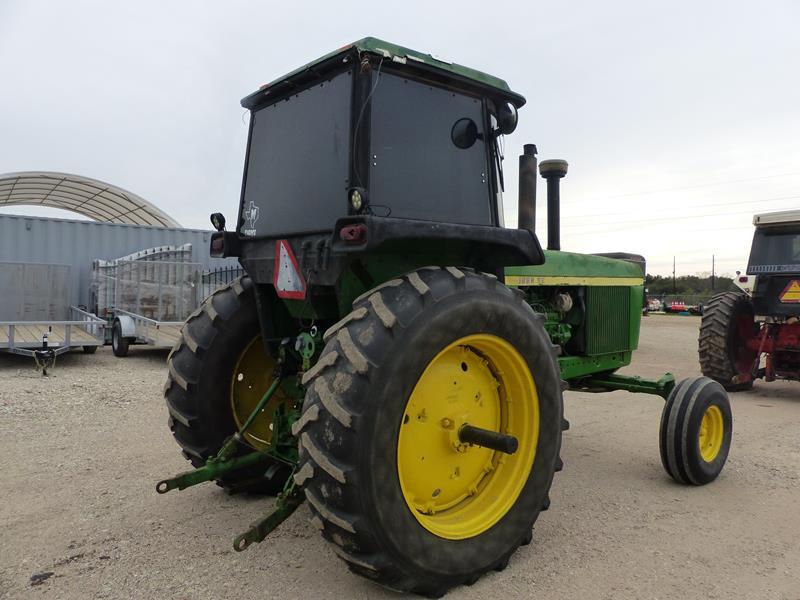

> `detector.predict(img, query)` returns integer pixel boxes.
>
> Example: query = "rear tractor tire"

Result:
[659,376,732,485]
[294,267,564,596]
[163,276,292,494]
[699,291,758,391]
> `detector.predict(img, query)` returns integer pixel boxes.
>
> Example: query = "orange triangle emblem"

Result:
[779,280,800,303]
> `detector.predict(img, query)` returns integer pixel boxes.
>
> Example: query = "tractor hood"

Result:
[505,251,645,287]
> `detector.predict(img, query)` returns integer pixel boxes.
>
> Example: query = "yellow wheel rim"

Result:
[230,335,290,450]
[397,334,539,540]
[698,405,724,462]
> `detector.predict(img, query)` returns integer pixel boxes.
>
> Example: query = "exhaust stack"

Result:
[539,159,569,251]
[518,144,538,232]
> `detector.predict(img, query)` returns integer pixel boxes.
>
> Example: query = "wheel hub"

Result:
[699,405,724,462]
[397,334,539,540]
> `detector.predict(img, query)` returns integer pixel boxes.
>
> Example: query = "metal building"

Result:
[0,214,235,320]
[0,170,239,361]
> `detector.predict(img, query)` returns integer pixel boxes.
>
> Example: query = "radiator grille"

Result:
[585,286,631,355]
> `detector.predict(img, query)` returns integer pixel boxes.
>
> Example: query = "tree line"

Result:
[645,274,735,295]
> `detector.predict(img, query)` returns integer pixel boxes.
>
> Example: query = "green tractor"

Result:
[158,39,733,596]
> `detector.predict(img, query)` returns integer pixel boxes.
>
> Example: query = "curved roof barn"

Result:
[0,171,179,227]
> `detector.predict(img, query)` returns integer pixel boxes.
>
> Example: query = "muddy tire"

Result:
[699,291,758,391]
[294,267,563,596]
[660,377,732,485]
[163,276,291,494]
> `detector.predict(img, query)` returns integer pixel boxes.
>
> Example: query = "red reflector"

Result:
[211,237,224,254]
[340,224,367,243]
[273,239,307,300]
[739,276,748,283]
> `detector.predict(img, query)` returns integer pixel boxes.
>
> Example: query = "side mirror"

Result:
[496,102,518,135]
[210,212,226,232]
[451,118,480,149]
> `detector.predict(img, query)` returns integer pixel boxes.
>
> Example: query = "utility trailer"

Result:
[110,309,184,356]
[97,258,201,356]
[104,264,244,356]
[92,246,200,356]
[0,306,105,372]
[91,245,242,356]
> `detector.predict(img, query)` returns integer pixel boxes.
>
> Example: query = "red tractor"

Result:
[700,210,800,389]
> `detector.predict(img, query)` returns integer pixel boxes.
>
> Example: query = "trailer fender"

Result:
[115,315,136,338]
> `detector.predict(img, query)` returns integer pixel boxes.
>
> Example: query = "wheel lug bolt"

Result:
[441,418,454,429]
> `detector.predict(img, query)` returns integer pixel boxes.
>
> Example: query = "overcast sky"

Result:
[2,1,799,275]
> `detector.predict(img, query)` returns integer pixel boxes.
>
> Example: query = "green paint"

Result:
[506,250,643,279]
[574,372,676,400]
[238,376,283,439]
[557,352,633,380]
[584,286,632,355]
[545,320,572,346]
[627,285,644,350]
[156,450,274,493]
[509,250,645,377]
[233,486,305,552]
[252,37,523,106]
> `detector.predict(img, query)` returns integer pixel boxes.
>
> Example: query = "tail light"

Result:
[340,224,367,244]
[210,233,225,257]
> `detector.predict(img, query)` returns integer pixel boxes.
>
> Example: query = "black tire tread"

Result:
[163,276,285,494]
[698,291,755,391]
[295,266,562,596]
[659,376,732,485]
[111,320,130,357]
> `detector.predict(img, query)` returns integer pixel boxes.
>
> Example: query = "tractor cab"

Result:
[211,38,544,318]
[237,37,523,236]
[746,210,800,317]
[214,38,650,379]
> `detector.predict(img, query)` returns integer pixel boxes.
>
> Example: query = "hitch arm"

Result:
[233,487,305,552]
[156,374,284,494]
[156,451,275,493]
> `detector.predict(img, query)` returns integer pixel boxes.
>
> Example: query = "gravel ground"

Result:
[1,315,799,599]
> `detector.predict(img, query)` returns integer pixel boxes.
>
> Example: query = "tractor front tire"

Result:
[163,276,291,494]
[659,376,732,485]
[699,291,758,391]
[295,267,563,596]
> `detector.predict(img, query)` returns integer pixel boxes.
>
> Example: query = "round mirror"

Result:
[496,102,518,135]
[451,118,479,149]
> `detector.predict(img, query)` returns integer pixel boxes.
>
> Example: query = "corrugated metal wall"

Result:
[0,262,71,320]
[0,214,236,316]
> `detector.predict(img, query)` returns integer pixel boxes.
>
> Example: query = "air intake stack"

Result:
[539,159,569,251]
